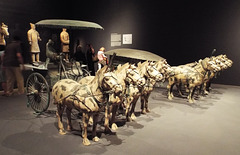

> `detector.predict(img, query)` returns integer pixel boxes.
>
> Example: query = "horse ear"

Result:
[104,65,109,73]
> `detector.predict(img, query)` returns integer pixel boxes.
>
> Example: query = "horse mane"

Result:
[137,61,148,77]
[114,63,129,83]
[89,65,108,86]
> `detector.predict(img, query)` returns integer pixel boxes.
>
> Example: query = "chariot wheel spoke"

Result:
[26,72,50,113]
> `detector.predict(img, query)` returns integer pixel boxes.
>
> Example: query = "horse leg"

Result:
[111,104,119,130]
[176,83,181,96]
[203,82,209,95]
[144,93,151,113]
[188,86,196,103]
[129,97,138,120]
[66,107,73,131]
[125,96,133,121]
[82,112,90,146]
[167,80,174,100]
[88,116,94,126]
[92,113,100,142]
[140,94,146,114]
[104,105,112,133]
[56,104,66,135]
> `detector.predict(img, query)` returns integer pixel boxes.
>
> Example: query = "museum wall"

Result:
[0,0,240,86]
[70,0,240,86]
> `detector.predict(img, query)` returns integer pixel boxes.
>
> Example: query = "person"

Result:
[60,28,70,61]
[0,51,7,95]
[97,47,108,70]
[0,23,8,95]
[74,41,86,64]
[2,35,25,96]
[85,44,97,75]
[27,23,41,65]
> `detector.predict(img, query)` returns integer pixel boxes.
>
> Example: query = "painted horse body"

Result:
[52,66,122,145]
[79,63,145,130]
[125,61,163,121]
[167,57,219,103]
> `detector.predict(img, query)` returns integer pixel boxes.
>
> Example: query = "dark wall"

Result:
[70,0,240,86]
[1,0,240,85]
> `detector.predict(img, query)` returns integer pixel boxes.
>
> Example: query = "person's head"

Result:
[47,39,54,45]
[30,23,35,29]
[99,47,105,52]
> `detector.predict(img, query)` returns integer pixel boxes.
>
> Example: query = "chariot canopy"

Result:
[105,48,164,62]
[35,19,104,30]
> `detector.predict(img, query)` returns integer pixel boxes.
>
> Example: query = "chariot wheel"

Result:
[68,68,91,81]
[26,72,50,113]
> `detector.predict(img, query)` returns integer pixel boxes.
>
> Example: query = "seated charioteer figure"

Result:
[44,39,60,68]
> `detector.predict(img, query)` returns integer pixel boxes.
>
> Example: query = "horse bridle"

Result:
[126,69,144,87]
[100,73,121,94]
[146,65,161,80]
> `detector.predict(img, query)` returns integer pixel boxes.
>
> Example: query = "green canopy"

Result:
[35,19,104,30]
[105,48,164,61]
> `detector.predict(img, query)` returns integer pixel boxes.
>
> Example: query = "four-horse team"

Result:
[52,54,233,145]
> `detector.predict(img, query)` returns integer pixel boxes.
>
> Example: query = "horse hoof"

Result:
[111,123,118,131]
[131,113,137,120]
[146,109,151,113]
[141,110,147,114]
[127,117,133,122]
[59,130,66,135]
[83,138,91,146]
[93,136,100,142]
[188,99,194,103]
[204,91,209,95]
[67,126,73,131]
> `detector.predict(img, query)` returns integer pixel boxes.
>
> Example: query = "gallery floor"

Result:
[0,83,240,155]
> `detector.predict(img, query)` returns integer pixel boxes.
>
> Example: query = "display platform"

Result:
[0,84,240,155]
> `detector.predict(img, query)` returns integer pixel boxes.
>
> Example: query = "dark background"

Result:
[0,0,239,85]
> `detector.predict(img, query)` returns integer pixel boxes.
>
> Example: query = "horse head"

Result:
[201,58,220,73]
[155,59,174,78]
[137,61,163,81]
[97,66,122,96]
[1,23,9,37]
[125,64,145,87]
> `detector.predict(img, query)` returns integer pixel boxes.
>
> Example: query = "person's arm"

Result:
[27,31,32,45]
[37,31,41,41]
[16,52,25,70]
[16,53,24,65]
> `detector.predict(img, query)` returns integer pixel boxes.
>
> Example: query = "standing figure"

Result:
[0,23,9,95]
[27,23,41,65]
[74,40,85,64]
[97,47,108,70]
[60,28,70,61]
[0,23,9,51]
[86,44,96,75]
[2,35,25,96]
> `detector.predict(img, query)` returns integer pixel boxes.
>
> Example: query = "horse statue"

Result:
[155,59,174,80]
[125,60,163,121]
[201,54,233,94]
[79,63,145,131]
[167,57,220,103]
[109,63,145,130]
[0,23,9,47]
[52,66,122,146]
